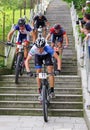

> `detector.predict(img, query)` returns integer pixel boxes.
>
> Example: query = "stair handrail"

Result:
[4,24,17,68]
[70,1,90,93]
[2,0,52,69]
[83,39,90,92]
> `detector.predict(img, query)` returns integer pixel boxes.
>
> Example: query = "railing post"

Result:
[12,10,15,24]
[2,13,5,42]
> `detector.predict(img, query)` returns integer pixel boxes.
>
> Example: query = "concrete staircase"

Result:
[0,75,83,116]
[0,0,83,117]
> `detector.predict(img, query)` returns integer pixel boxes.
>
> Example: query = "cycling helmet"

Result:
[18,18,26,26]
[54,24,61,30]
[38,12,42,17]
[35,37,46,48]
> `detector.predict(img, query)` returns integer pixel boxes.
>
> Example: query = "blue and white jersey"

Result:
[29,44,54,56]
[14,24,32,34]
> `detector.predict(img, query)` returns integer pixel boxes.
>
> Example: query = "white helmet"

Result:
[38,12,42,17]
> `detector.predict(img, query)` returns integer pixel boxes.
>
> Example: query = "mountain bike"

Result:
[39,60,52,122]
[30,60,54,122]
[6,42,31,84]
[14,43,25,84]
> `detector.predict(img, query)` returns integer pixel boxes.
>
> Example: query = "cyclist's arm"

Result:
[25,54,32,72]
[32,20,35,28]
[25,45,36,72]
[46,33,51,40]
[63,33,69,47]
[7,29,15,42]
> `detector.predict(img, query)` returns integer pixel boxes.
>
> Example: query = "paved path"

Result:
[0,116,88,130]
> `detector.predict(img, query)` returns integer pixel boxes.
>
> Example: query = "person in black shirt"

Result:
[32,12,49,42]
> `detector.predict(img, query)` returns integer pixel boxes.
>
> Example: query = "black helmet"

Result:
[54,24,61,30]
[35,37,46,48]
[18,18,26,26]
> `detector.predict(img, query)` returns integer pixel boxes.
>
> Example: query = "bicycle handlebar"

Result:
[6,42,14,47]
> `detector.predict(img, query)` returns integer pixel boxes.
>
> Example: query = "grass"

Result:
[0,8,31,67]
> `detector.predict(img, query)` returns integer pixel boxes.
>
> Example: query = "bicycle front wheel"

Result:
[42,85,48,122]
[15,53,23,84]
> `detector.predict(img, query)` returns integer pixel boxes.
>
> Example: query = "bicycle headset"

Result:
[35,37,46,48]
[54,24,61,30]
[18,18,26,26]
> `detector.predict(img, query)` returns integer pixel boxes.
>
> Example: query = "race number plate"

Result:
[39,73,47,79]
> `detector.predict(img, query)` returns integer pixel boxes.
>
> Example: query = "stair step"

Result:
[0,0,84,117]
[0,108,83,117]
[0,101,83,109]
[0,87,82,94]
[0,94,83,102]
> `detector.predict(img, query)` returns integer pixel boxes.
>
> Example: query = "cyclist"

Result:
[25,37,61,99]
[32,12,50,43]
[46,24,69,70]
[7,18,33,61]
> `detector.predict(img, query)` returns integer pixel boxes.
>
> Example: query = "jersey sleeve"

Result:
[14,25,19,31]
[28,45,37,56]
[61,28,66,35]
[50,28,55,34]
[43,16,47,22]
[44,45,54,56]
[25,24,32,31]
[33,16,38,21]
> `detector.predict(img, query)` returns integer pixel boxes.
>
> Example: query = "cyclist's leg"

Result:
[51,34,56,48]
[43,26,47,38]
[45,54,55,97]
[32,29,37,43]
[32,24,38,43]
[23,40,30,59]
[16,33,21,53]
[35,54,43,93]
[47,65,54,88]
[57,42,63,57]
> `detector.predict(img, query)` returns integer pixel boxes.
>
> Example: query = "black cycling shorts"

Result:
[35,53,53,69]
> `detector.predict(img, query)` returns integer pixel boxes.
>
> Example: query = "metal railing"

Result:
[0,0,52,69]
[70,2,90,92]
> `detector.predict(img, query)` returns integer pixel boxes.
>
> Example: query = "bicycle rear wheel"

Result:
[42,85,48,122]
[15,53,23,84]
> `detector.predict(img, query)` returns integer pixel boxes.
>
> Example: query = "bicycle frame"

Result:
[37,26,43,38]
[38,61,50,122]
[15,43,25,84]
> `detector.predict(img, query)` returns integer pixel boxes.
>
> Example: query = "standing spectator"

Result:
[79,13,90,33]
[82,0,90,15]
[84,22,90,58]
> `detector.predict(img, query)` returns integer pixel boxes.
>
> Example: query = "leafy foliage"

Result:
[63,0,86,10]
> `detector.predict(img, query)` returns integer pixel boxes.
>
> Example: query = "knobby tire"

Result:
[15,53,23,84]
[42,85,48,122]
